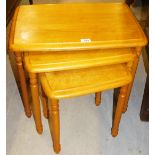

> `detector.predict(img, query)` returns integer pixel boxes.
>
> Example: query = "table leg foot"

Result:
[48,99,61,153]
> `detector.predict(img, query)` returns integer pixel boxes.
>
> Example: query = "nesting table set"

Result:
[9,3,147,154]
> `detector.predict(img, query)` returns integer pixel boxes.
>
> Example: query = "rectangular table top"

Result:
[24,48,135,73]
[9,3,147,52]
[40,64,132,99]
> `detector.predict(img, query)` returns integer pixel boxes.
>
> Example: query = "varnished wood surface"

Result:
[112,85,128,137]
[15,53,32,117]
[48,99,61,154]
[40,64,132,99]
[24,48,135,73]
[123,47,142,112]
[95,92,102,106]
[29,73,43,134]
[9,3,147,52]
[41,86,48,119]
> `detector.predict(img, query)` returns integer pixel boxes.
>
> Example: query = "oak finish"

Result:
[123,47,142,112]
[24,48,135,73]
[29,73,43,134]
[40,64,132,153]
[48,99,61,154]
[24,47,135,135]
[24,48,135,133]
[112,85,128,137]
[41,86,48,119]
[95,92,102,106]
[9,7,33,118]
[9,3,147,52]
[24,47,135,134]
[15,53,32,117]
[8,3,148,152]
[40,64,132,99]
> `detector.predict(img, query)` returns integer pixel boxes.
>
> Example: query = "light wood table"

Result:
[39,63,132,153]
[9,3,147,135]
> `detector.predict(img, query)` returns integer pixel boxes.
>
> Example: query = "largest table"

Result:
[9,3,147,133]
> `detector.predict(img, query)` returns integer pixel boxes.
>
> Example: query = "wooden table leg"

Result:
[123,47,142,113]
[112,85,128,137]
[29,73,43,134]
[95,92,102,106]
[48,99,61,154]
[15,53,32,117]
[41,86,49,119]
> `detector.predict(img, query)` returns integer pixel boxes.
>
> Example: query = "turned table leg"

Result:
[15,53,32,117]
[95,92,101,106]
[48,99,61,154]
[41,86,49,119]
[123,47,142,113]
[29,73,43,134]
[112,85,128,137]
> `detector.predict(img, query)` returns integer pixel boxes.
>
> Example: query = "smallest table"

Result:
[39,63,132,153]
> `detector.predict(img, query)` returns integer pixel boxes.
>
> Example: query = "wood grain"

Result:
[48,99,61,154]
[95,92,102,106]
[8,3,148,152]
[29,73,43,134]
[40,64,132,99]
[24,48,135,73]
[40,63,132,153]
[41,86,48,119]
[9,3,147,52]
[15,53,32,117]
[123,47,142,112]
[112,85,128,137]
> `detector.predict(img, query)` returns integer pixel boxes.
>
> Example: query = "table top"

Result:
[9,3,147,52]
[40,64,132,99]
[24,48,135,73]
